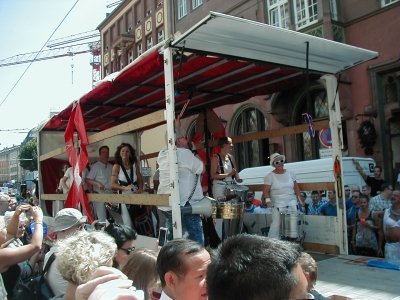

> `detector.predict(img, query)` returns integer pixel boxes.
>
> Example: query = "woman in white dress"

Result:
[111,143,144,228]
[262,153,303,239]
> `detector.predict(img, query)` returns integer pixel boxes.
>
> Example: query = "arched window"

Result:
[233,107,268,170]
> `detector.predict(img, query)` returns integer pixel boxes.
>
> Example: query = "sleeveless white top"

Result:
[264,170,297,208]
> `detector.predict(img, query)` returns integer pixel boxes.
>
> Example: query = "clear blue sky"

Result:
[0,0,110,148]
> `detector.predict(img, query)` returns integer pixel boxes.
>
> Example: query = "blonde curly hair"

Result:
[56,230,117,285]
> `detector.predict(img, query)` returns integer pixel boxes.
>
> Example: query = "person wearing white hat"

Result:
[44,208,87,296]
[261,153,302,239]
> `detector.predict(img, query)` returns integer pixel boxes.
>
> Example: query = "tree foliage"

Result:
[18,139,38,171]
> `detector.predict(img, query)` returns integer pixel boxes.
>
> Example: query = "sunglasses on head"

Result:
[274,160,284,165]
[119,246,135,255]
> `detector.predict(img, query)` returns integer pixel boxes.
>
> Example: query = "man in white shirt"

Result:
[369,183,393,211]
[86,146,113,221]
[157,129,205,245]
[45,208,86,297]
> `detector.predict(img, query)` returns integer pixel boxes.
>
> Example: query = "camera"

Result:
[28,222,48,237]
[94,221,107,230]
[158,227,168,247]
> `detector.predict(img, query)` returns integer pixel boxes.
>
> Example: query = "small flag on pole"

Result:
[302,113,315,138]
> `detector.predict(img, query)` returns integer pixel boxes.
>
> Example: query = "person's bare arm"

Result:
[86,178,103,192]
[61,175,70,192]
[293,181,302,205]
[351,221,357,252]
[210,155,219,180]
[261,184,273,207]
[75,266,139,300]
[231,155,242,182]
[111,164,122,191]
[0,206,43,272]
[352,159,367,180]
[135,162,144,193]
[6,204,31,236]
[373,211,384,257]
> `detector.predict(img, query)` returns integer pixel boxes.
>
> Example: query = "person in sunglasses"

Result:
[104,223,137,269]
[261,153,302,239]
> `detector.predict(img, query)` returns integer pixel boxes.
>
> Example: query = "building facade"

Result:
[98,0,166,77]
[0,145,22,188]
[97,0,400,185]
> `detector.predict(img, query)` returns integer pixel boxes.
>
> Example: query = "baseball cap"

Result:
[53,208,87,232]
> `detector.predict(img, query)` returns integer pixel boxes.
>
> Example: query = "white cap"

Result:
[53,208,87,232]
[270,153,285,166]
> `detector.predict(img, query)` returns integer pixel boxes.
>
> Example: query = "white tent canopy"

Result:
[172,12,378,74]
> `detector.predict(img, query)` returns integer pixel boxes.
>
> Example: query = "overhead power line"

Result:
[0,0,81,109]
[0,128,30,131]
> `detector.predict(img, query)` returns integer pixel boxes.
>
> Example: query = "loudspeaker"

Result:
[181,196,215,218]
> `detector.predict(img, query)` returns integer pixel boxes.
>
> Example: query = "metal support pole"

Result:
[163,46,183,238]
[321,74,347,255]
[203,109,212,196]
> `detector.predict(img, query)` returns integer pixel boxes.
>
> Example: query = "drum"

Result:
[212,201,244,239]
[280,212,303,240]
[213,201,244,219]
[225,184,249,202]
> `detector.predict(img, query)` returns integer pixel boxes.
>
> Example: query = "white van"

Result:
[239,156,375,199]
[238,157,375,254]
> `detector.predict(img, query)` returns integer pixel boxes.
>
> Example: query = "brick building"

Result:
[97,0,400,185]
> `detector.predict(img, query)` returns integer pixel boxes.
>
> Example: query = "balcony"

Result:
[111,32,135,50]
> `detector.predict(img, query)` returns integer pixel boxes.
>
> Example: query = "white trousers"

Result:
[93,201,107,222]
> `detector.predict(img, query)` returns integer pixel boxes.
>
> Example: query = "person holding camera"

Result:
[0,205,44,299]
